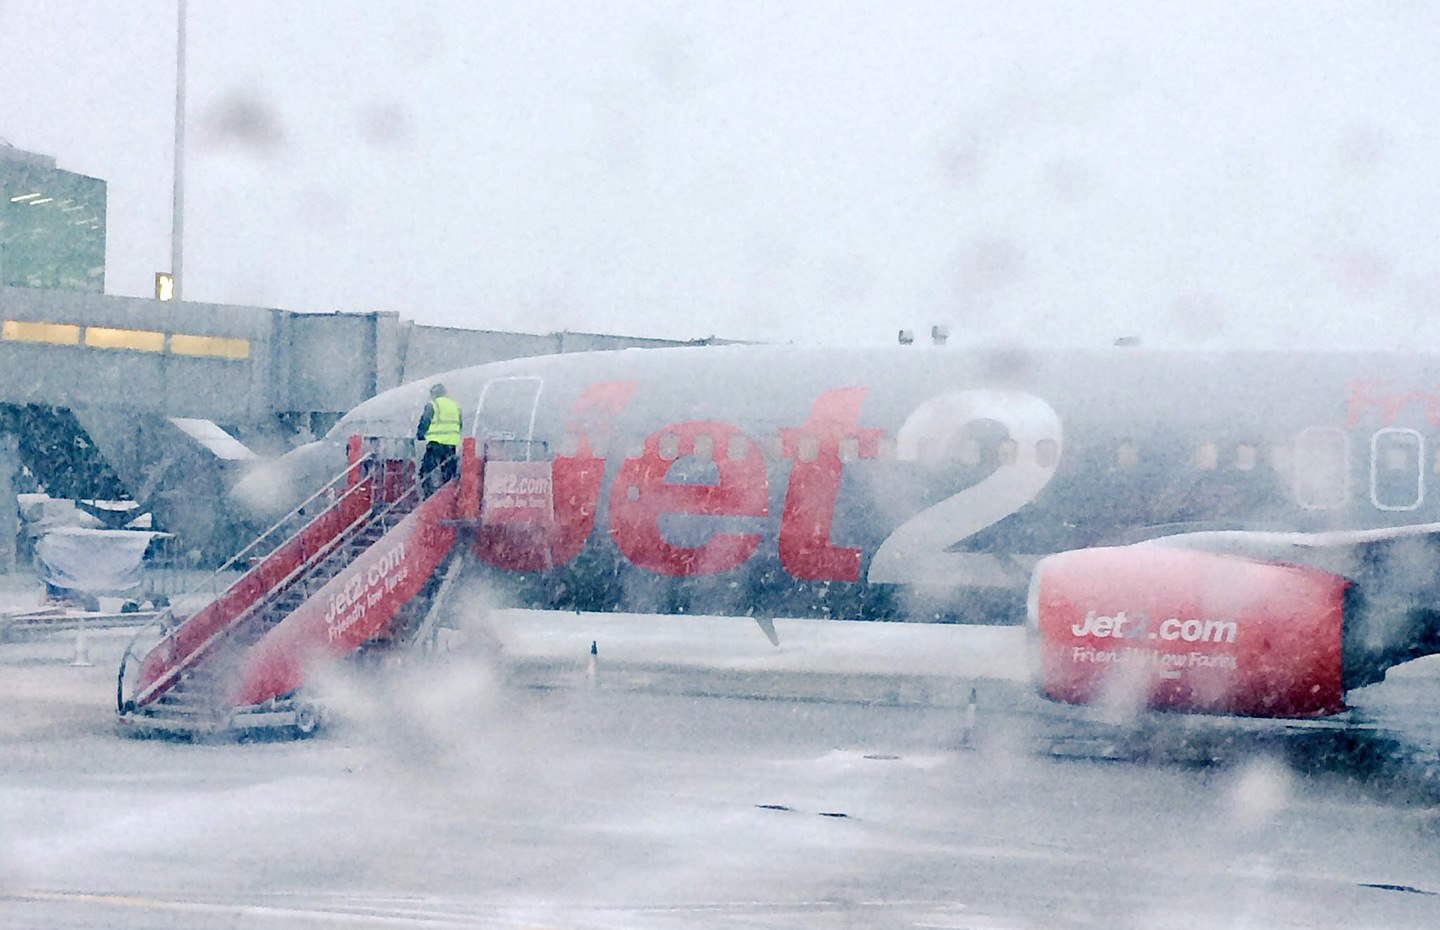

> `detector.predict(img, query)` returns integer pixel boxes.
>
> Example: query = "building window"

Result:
[168,333,250,359]
[84,326,164,352]
[2,319,80,345]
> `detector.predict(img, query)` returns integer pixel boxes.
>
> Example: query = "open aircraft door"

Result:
[474,376,544,457]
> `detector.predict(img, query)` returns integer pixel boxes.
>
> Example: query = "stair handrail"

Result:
[117,443,461,716]
[121,467,440,712]
[122,486,379,711]
[350,440,447,534]
[117,451,376,713]
[117,605,176,714]
[205,451,378,596]
[372,470,427,528]
[305,467,456,657]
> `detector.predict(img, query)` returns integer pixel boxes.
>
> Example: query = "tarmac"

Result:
[2,572,1440,929]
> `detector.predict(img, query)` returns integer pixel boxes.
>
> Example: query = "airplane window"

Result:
[658,433,680,461]
[875,437,897,460]
[1269,443,1293,475]
[1294,427,1349,509]
[797,436,820,463]
[1235,444,1257,471]
[838,437,860,463]
[1035,438,1059,468]
[727,434,750,461]
[997,438,1018,467]
[626,440,645,460]
[1370,428,1423,511]
[1193,443,1218,470]
[957,438,981,466]
[692,433,715,463]
[1116,439,1139,469]
[755,436,783,460]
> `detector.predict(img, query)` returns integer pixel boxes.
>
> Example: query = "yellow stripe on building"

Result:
[4,319,251,360]
[169,333,251,359]
[84,326,166,352]
[2,319,81,345]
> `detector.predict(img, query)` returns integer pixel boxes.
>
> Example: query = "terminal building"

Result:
[0,143,106,293]
[0,145,728,569]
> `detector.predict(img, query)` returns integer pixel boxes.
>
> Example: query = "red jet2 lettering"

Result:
[473,383,883,580]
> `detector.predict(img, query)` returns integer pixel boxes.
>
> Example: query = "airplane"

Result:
[225,341,1440,723]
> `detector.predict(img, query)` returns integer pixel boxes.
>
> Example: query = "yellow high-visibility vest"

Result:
[424,396,462,446]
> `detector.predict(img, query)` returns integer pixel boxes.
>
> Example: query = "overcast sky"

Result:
[1,1,1437,347]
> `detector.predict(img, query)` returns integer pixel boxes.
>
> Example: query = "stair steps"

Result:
[116,437,478,738]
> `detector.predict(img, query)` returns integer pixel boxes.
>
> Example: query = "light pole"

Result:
[170,0,187,302]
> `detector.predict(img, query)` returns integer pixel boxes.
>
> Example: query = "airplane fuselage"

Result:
[255,344,1440,622]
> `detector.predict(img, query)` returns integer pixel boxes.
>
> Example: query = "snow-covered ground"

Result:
[3,569,1440,929]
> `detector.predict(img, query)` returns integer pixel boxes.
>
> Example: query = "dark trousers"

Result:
[420,442,458,494]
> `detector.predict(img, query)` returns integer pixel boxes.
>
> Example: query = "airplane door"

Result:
[1370,428,1423,511]
[475,376,544,459]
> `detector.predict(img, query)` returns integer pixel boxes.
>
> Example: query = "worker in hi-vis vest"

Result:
[416,382,462,494]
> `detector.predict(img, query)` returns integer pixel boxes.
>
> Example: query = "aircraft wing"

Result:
[1135,522,1440,580]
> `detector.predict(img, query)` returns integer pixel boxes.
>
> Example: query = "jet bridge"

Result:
[1,285,722,560]
[116,435,495,737]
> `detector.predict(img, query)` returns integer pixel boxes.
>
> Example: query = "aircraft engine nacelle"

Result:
[1029,546,1351,718]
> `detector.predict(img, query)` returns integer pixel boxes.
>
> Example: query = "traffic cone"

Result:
[959,686,977,748]
[70,617,94,668]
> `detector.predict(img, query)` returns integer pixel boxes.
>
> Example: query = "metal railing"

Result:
[116,438,447,716]
[116,449,377,714]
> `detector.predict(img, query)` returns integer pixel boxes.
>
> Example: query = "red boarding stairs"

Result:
[117,435,492,738]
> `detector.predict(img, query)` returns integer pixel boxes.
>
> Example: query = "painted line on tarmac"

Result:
[2,889,561,929]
